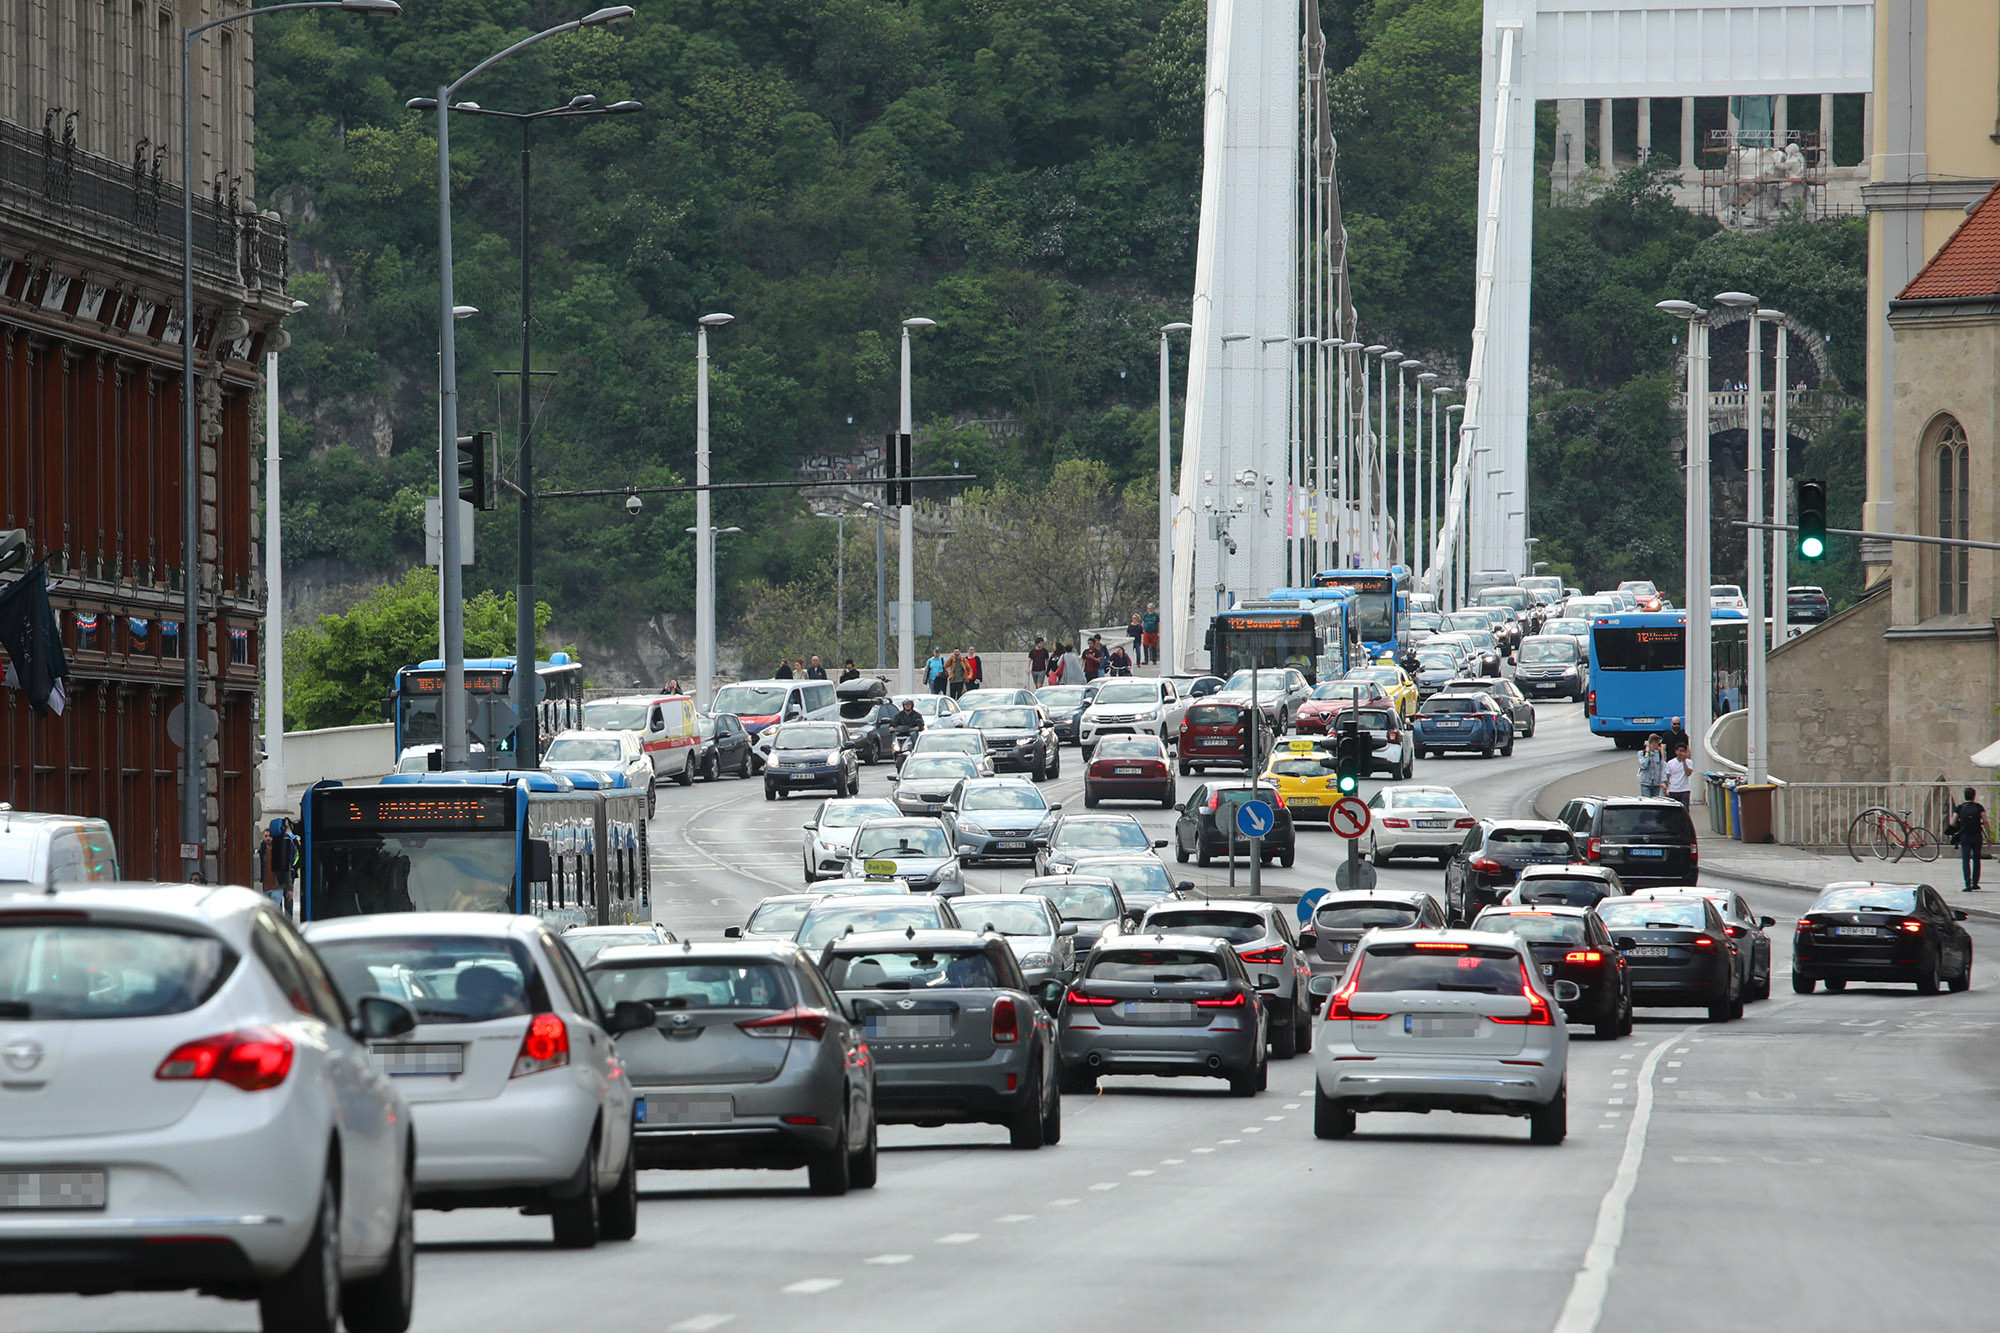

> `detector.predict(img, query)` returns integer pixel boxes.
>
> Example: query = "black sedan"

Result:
[1649,886,1775,1000]
[1792,881,1973,994]
[1596,893,1742,1022]
[1173,779,1297,868]
[964,705,1062,780]
[1468,905,1632,1040]
[1442,820,1576,925]
[691,711,753,781]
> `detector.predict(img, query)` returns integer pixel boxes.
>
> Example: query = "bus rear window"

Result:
[1593,627,1685,672]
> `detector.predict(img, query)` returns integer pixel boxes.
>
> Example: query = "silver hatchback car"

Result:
[1310,928,1571,1144]
[822,930,1062,1148]
[586,940,878,1195]
[1057,933,1271,1096]
[954,895,1080,991]
[1137,900,1315,1060]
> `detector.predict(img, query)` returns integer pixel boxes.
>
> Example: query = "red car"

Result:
[1085,735,1176,808]
[1178,700,1269,776]
[1295,681,1391,733]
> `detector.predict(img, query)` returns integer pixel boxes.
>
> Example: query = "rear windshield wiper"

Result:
[0,1001,30,1018]
[1434,982,1505,993]
[1641,921,1692,930]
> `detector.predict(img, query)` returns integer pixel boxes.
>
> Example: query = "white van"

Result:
[0,807,121,891]
[580,694,699,786]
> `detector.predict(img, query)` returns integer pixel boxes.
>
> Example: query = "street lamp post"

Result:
[1715,291,1767,783]
[862,502,887,669]
[1159,322,1192,673]
[262,297,308,821]
[1397,360,1422,569]
[1378,350,1401,563]
[694,312,734,709]
[1416,372,1438,577]
[183,0,401,880]
[1657,298,1712,781]
[897,317,936,694]
[1217,333,1251,607]
[1339,342,1364,565]
[413,3,634,772]
[1444,403,1465,606]
[1768,315,1791,648]
[1361,346,1385,560]
[685,523,742,674]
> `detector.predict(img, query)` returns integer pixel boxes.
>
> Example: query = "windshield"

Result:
[1144,910,1265,944]
[1544,619,1588,637]
[0,923,235,1019]
[825,949,1000,990]
[1810,885,1918,913]
[960,786,1048,813]
[1620,582,1658,596]
[1592,626,1685,672]
[956,900,1052,936]
[1037,686,1090,709]
[820,801,899,828]
[563,931,659,967]
[855,825,953,858]
[1596,898,1707,929]
[1024,881,1119,919]
[1096,737,1163,759]
[797,903,943,949]
[1415,652,1457,671]
[900,757,976,780]
[1053,821,1151,851]
[310,832,518,917]
[1094,682,1160,705]
[545,737,624,763]
[1383,789,1465,810]
[712,685,789,716]
[1077,860,1173,904]
[1343,591,1394,639]
[968,708,1040,729]
[1476,590,1531,611]
[1444,614,1488,632]
[1352,943,1523,992]
[774,725,843,750]
[1315,901,1421,929]
[315,935,538,1024]
[1710,585,1742,598]
[746,898,815,934]
[590,960,792,1008]
[957,690,1019,708]
[581,702,649,731]
[1519,639,1577,664]
[1472,912,1590,945]
[913,732,983,755]
[1088,949,1225,983]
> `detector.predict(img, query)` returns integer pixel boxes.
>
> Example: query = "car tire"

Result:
[1529,1084,1567,1145]
[1228,1061,1259,1097]
[764,786,776,802]
[1482,743,1495,758]
[1594,1004,1622,1041]
[1197,844,1212,868]
[807,1113,852,1195]
[597,1142,639,1242]
[1729,992,1745,1020]
[1313,1086,1355,1139]
[1175,841,1190,863]
[848,1111,879,1189]
[1179,759,1192,776]
[1917,949,1942,995]
[1270,1008,1298,1060]
[1256,1053,1268,1091]
[1279,846,1295,868]
[340,1168,414,1333]
[675,761,694,787]
[1502,738,1515,757]
[1293,1003,1311,1055]
[260,1175,341,1333]
[737,752,752,779]
[1007,1067,1048,1149]
[1058,1065,1097,1096]
[1369,839,1387,868]
[1033,755,1048,782]
[1707,994,1735,1023]
[1085,789,1100,808]
[550,1159,601,1250]
[1618,994,1635,1036]
[1049,750,1061,779]
[1525,717,1536,738]
[1752,969,1771,1001]
[647,787,657,819]
[1791,971,1815,994]
[1825,978,1847,992]
[1041,1078,1063,1145]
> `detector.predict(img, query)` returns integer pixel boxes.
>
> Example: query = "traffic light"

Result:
[1334,717,1362,795]
[882,431,913,507]
[1796,478,1826,561]
[456,431,495,511]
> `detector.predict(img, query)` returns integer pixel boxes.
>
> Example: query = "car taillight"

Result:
[1689,844,1699,863]
[1471,856,1502,874]
[155,1028,294,1092]
[1239,946,1286,964]
[1195,992,1248,1008]
[991,996,1019,1043]
[1795,919,1813,935]
[1387,729,1401,742]
[1065,990,1116,1006]
[1896,919,1924,934]
[511,1012,571,1077]
[1489,962,1554,1025]
[1326,962,1385,1022]
[1586,690,1596,716]
[1563,950,1604,964]
[1691,936,1716,952]
[737,1006,830,1041]
[1455,817,1476,828]
[1725,925,1744,938]
[1382,817,1410,829]
[1207,793,1221,810]
[1584,837,1602,861]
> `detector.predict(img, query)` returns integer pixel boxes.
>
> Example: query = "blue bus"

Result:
[1309,568,1405,658]
[389,655,586,758]
[299,769,650,929]
[1207,594,1359,684]
[1585,612,1747,747]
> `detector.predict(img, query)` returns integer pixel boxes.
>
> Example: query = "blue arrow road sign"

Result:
[1296,886,1330,925]
[1236,799,1274,840]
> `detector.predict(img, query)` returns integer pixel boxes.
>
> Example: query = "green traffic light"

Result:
[1800,534,1825,559]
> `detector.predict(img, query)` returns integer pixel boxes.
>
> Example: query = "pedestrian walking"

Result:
[927,650,947,695]
[947,649,968,698]
[1029,637,1050,687]
[1637,734,1666,798]
[1082,636,1104,681]
[965,648,983,690]
[1664,744,1694,808]
[1946,786,1990,890]
[1142,604,1160,665]
[774,659,794,680]
[1126,611,1144,664]
[1665,717,1690,761]
[1056,643,1083,687]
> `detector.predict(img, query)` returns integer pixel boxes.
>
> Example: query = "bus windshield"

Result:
[309,832,518,918]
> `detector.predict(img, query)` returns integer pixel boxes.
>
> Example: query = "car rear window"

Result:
[1422,697,1477,715]
[747,898,815,934]
[1353,943,1523,992]
[1024,881,1119,920]
[1055,821,1150,851]
[314,936,542,1024]
[1144,910,1266,943]
[1088,950,1225,983]
[968,708,1040,729]
[824,949,1001,990]
[563,931,659,967]
[1186,704,1245,726]
[1600,806,1696,840]
[1096,737,1164,758]
[1471,912,1590,945]
[1270,757,1332,777]
[0,922,235,1020]
[1517,879,1611,906]
[1314,902,1421,929]
[589,960,792,1009]
[797,904,942,949]
[1077,861,1173,904]
[1596,899,1707,930]
[1489,829,1574,847]
[1810,885,1919,914]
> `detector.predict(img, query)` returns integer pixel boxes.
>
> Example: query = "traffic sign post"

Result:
[1328,792,1371,902]
[1296,886,1331,926]
[1335,858,1377,892]
[1237,799,1274,899]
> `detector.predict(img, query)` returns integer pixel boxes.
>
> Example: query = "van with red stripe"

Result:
[581,694,700,787]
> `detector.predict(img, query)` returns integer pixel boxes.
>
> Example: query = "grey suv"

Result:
[1138,900,1314,1059]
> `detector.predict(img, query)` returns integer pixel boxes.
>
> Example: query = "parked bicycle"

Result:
[1844,806,1942,863]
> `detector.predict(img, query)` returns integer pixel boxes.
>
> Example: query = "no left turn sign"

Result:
[1329,796,1371,840]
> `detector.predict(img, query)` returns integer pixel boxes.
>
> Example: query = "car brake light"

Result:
[155,1028,294,1092]
[1896,919,1924,934]
[511,1012,571,1077]
[1563,950,1604,964]
[991,996,1020,1043]
[1325,961,1386,1022]
[1413,941,1469,950]
[1065,989,1116,1007]
[1795,919,1812,934]
[1455,817,1476,828]
[1239,946,1285,964]
[1689,844,1699,863]
[1382,817,1410,829]
[1584,837,1602,861]
[1207,793,1220,811]
[1691,936,1716,951]
[1488,962,1554,1025]
[1725,925,1744,938]
[1470,857,1502,874]
[737,1006,830,1041]
[1387,729,1401,742]
[1194,992,1248,1008]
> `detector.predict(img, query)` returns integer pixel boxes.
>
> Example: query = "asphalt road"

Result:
[12,703,1999,1333]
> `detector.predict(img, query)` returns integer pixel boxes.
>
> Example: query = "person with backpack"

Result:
[926,650,947,695]
[1947,787,1990,891]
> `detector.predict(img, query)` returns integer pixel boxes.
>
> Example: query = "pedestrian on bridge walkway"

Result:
[1947,788,1989,891]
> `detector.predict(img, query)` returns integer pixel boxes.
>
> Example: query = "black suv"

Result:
[1442,819,1577,925]
[1555,796,1699,890]
[1786,585,1831,624]
[1173,779,1297,868]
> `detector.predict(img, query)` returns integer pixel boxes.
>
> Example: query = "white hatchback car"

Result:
[1310,928,1571,1144]
[0,884,419,1333]
[306,913,647,1249]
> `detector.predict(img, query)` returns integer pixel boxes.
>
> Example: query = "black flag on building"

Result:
[0,561,69,717]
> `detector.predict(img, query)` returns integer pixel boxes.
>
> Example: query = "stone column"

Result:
[1637,97,1652,162]
[1681,97,1697,170]
[1599,97,1614,169]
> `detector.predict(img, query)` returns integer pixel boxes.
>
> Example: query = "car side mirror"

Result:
[1758,915,1776,928]
[1058,922,1078,937]
[1614,936,1636,951]
[1049,802,1063,812]
[1040,980,1067,1009]
[1298,930,1317,949]
[1553,980,1581,1003]
[803,822,818,832]
[1153,839,1169,849]
[352,994,418,1042]
[1255,976,1280,991]
[526,838,554,884]
[1305,975,1337,998]
[722,926,744,939]
[606,1000,656,1035]
[1953,909,1970,921]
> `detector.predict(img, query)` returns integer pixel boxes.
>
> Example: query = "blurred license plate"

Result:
[1123,1002,1194,1022]
[867,1014,954,1039]
[1405,1015,1476,1037]
[1200,739,1231,747]
[1632,717,1658,725]
[371,1043,464,1077]
[1541,964,1555,977]
[1292,796,1324,806]
[0,1170,106,1210]
[1834,926,1880,937]
[1434,721,1464,728]
[1629,848,1666,858]
[637,1096,734,1125]
[995,840,1026,851]
[1418,819,1448,828]
[1115,767,1142,775]
[1626,946,1671,958]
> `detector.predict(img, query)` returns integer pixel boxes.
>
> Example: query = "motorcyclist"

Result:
[892,700,926,737]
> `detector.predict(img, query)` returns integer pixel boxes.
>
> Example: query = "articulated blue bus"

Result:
[1206,593,1359,684]
[1309,568,1406,658]
[299,769,650,929]
[1585,611,1747,747]
[389,655,586,758]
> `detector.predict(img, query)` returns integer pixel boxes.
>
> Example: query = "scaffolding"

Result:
[1702,128,1831,229]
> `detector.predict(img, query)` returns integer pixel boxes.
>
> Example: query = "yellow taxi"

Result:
[1343,660,1419,723]
[1260,739,1342,814]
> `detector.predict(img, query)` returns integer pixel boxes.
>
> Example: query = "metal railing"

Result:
[1772,782,1965,850]
[0,116,286,294]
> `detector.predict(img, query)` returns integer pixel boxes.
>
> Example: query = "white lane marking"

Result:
[1661,1076,1678,1084]
[1284,1103,1302,1110]
[1128,1169,1155,1177]
[1240,1127,1262,1133]
[1264,1115,1287,1122]
[1217,1138,1241,1145]
[670,1316,736,1332]
[1297,1088,1313,1095]
[936,1233,980,1245]
[1666,1061,1682,1068]
[1193,1147,1216,1153]
[783,1278,842,1295]
[995,1214,1033,1223]
[1089,1182,1119,1191]
[1607,1097,1624,1105]
[1160,1158,1186,1165]
[865,1254,913,1266]
[1049,1197,1080,1206]
[1552,1027,1693,1333]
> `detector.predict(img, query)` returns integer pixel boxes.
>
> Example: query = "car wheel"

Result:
[550,1168,600,1250]
[1033,755,1048,782]
[1313,1085,1355,1139]
[647,788,657,819]
[1529,1084,1567,1144]
[1618,993,1634,1036]
[1502,738,1515,757]
[597,1142,639,1242]
[807,1112,852,1195]
[1175,840,1190,863]
[340,1165,414,1333]
[1706,993,1735,1023]
[1179,759,1192,776]
[1228,1061,1260,1097]
[1594,1002,1622,1042]
[1524,718,1537,738]
[848,1110,879,1189]
[1482,743,1495,758]
[675,759,694,787]
[1058,1065,1097,1096]
[1270,1006,1298,1060]
[1791,972,1815,994]
[1049,750,1061,779]
[1917,949,1942,995]
[1040,1077,1063,1145]
[1729,992,1745,1020]
[736,752,751,779]
[1824,978,1847,992]
[260,1175,341,1333]
[1085,788,1100,808]
[1007,1066,1048,1149]
[1293,1002,1311,1054]
[1369,838,1387,868]
[1753,968,1771,1001]
[1197,844,1212,867]
[1279,846,1295,868]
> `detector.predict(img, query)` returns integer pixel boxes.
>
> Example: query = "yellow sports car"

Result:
[1342,661,1419,722]
[1260,740,1341,814]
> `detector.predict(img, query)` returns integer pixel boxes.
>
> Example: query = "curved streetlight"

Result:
[692,312,736,711]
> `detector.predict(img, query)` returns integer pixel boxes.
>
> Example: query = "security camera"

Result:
[625,492,643,515]
[1224,537,1238,555]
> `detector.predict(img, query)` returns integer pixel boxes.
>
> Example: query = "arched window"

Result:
[1932,418,1970,617]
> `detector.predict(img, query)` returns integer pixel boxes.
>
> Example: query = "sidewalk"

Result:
[1533,758,2000,922]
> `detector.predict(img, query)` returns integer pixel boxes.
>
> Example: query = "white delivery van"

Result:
[580,694,700,786]
[0,807,121,891]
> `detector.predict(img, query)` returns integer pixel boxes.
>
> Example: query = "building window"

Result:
[1932,417,1971,617]
[74,612,101,652]
[229,627,249,665]
[161,620,181,659]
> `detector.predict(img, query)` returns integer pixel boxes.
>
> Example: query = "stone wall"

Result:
[1766,585,1891,781]
[1886,630,1999,782]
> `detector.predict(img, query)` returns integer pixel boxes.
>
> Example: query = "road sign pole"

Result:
[1249,835,1261,897]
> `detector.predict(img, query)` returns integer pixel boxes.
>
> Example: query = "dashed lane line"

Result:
[865,1254,913,1266]
[936,1233,980,1245]
[669,1316,736,1332]
[783,1279,843,1295]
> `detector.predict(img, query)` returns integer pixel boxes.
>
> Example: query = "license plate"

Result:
[996,840,1026,851]
[1626,946,1672,958]
[1628,847,1666,858]
[1434,721,1464,728]
[1200,738,1231,747]
[1418,819,1447,828]
[924,803,943,812]
[1338,942,1353,954]
[867,1014,954,1039]
[1632,717,1658,725]
[1834,926,1880,937]
[1115,767,1142,775]
[1404,1014,1476,1037]
[1292,796,1324,807]
[1122,1002,1195,1022]
[371,1043,464,1077]
[637,1095,735,1125]
[0,1170,106,1211]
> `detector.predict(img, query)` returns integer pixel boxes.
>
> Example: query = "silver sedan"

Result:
[1365,785,1475,865]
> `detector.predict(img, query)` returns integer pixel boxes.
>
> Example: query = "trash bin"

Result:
[1717,778,1740,839]
[1704,774,1729,836]
[1736,783,1776,845]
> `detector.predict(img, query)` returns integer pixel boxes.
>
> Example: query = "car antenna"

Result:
[906,924,917,939]
[682,937,693,953]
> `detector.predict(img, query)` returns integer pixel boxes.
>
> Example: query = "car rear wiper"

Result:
[1433,982,1505,993]
[0,1001,30,1018]
[1852,906,1904,914]
[868,980,915,990]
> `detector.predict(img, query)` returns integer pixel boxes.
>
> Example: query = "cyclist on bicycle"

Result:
[1947,787,1989,891]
